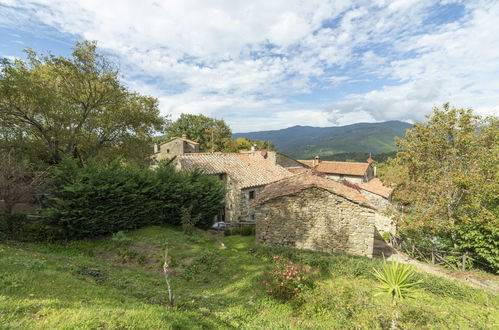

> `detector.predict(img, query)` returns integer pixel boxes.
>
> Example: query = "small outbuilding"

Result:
[253,173,378,257]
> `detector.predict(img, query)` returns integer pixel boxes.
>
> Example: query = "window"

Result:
[219,174,224,180]
[166,149,170,153]
[250,214,256,221]
[248,190,255,200]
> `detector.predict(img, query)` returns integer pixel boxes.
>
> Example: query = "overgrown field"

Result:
[0,226,497,329]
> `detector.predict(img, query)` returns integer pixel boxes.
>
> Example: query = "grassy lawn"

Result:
[0,225,497,329]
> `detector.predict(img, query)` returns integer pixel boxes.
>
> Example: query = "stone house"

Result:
[298,156,375,183]
[253,173,379,257]
[152,135,200,163]
[358,178,392,210]
[169,152,293,224]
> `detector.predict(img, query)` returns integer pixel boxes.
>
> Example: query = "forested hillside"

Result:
[233,121,412,159]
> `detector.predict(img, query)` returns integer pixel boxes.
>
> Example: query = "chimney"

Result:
[182,133,187,139]
[153,143,159,153]
[313,155,320,167]
[251,144,258,152]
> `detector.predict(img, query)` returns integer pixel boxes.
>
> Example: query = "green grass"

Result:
[0,225,497,329]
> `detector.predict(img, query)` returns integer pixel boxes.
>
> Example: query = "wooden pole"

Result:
[462,253,467,271]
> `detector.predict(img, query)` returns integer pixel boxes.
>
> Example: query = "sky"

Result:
[1,0,498,132]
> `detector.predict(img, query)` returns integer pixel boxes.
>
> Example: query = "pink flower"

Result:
[280,282,284,286]
[294,288,299,291]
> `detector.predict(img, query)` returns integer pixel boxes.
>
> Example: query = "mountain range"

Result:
[233,121,412,160]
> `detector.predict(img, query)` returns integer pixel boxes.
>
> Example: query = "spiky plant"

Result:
[373,259,422,329]
[373,258,422,306]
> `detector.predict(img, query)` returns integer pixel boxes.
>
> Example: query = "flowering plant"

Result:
[263,255,308,301]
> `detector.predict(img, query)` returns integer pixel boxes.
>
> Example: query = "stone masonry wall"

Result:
[360,190,390,210]
[255,187,375,257]
[239,186,265,224]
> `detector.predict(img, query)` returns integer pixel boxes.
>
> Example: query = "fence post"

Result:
[462,253,467,271]
[431,250,435,264]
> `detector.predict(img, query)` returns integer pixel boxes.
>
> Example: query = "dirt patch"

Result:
[95,241,165,274]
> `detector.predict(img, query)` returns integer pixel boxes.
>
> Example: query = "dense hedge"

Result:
[41,158,225,240]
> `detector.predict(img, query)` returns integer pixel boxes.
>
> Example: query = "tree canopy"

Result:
[385,104,498,271]
[166,113,232,152]
[0,41,166,165]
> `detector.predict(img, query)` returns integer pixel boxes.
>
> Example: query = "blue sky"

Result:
[1,0,498,132]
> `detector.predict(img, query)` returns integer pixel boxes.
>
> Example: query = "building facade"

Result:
[171,152,293,224]
[152,135,200,164]
[253,173,377,257]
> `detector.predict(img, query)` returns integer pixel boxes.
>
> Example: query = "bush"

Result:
[224,225,255,236]
[263,255,310,301]
[41,158,225,240]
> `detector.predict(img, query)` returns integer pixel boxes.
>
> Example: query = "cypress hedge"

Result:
[42,158,225,240]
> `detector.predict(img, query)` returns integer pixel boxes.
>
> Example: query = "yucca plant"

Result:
[373,258,422,305]
[373,258,423,329]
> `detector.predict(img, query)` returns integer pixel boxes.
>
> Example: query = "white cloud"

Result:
[1,0,498,131]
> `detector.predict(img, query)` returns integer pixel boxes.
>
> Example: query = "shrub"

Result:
[224,225,255,236]
[181,206,200,235]
[263,255,310,301]
[372,259,422,306]
[240,225,255,236]
[41,159,225,240]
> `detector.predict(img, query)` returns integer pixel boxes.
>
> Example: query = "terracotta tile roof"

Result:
[298,160,370,176]
[253,173,374,208]
[162,136,199,145]
[287,167,312,174]
[298,160,314,167]
[358,178,393,199]
[175,153,293,189]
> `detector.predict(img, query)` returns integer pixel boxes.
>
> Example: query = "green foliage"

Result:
[110,231,132,245]
[41,158,225,239]
[233,121,411,159]
[372,259,422,305]
[225,225,255,236]
[0,227,497,329]
[167,113,232,152]
[385,104,499,272]
[227,137,276,152]
[181,206,200,235]
[182,251,223,282]
[0,41,166,165]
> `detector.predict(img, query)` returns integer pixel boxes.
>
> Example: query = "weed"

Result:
[182,251,222,282]
[111,231,132,246]
[117,249,138,263]
[75,266,107,284]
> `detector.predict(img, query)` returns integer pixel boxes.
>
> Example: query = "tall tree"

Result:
[0,41,166,165]
[167,113,232,152]
[385,104,498,271]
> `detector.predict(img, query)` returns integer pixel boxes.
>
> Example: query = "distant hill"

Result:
[233,121,412,160]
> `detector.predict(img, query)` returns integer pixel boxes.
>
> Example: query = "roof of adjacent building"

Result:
[161,136,199,145]
[298,160,370,176]
[174,153,293,189]
[358,178,393,199]
[253,173,374,208]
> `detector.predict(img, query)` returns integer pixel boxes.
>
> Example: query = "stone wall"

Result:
[255,187,375,257]
[239,186,265,224]
[326,174,363,183]
[217,177,265,224]
[155,139,199,162]
[374,213,396,235]
[360,190,390,210]
[266,152,308,169]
